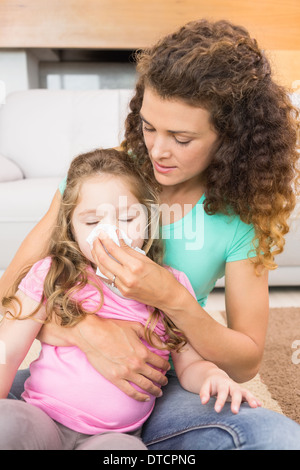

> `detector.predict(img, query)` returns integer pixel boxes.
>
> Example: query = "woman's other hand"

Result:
[37,314,170,402]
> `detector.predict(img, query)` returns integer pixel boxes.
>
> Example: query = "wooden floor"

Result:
[206,287,300,311]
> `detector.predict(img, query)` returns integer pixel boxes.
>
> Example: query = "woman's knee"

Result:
[235,407,300,450]
[144,398,300,450]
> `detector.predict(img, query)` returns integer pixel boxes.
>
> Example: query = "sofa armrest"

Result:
[0,154,23,182]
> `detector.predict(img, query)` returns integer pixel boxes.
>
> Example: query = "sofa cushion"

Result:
[0,177,61,220]
[0,177,61,270]
[0,154,23,182]
[0,89,133,179]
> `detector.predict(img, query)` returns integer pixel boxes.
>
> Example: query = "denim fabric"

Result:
[8,368,30,400]
[9,369,300,450]
[141,370,300,450]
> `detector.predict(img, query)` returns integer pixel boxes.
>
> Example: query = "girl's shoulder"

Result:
[20,256,52,285]
[18,257,52,303]
[26,257,52,278]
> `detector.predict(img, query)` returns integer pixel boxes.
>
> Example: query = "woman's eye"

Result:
[174,138,191,146]
[142,125,155,133]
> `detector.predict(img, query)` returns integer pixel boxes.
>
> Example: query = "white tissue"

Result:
[86,223,145,279]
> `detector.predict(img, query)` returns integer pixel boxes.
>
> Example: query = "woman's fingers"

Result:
[85,347,168,401]
[91,238,124,281]
[117,376,165,403]
[105,359,168,401]
[91,236,148,295]
[117,380,152,402]
[78,317,170,400]
[92,231,142,271]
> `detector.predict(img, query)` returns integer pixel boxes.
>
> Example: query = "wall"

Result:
[39,61,136,91]
[0,1,299,92]
[0,0,299,49]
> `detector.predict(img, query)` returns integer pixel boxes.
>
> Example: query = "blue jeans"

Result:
[10,369,300,450]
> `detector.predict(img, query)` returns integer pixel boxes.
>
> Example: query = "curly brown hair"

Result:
[123,18,300,271]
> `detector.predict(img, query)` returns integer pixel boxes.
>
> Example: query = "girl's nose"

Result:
[96,204,116,226]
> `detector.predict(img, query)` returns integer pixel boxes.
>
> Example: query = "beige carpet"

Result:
[20,307,300,424]
[258,307,300,424]
[216,307,300,424]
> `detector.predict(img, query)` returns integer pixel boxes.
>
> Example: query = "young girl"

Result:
[0,148,260,450]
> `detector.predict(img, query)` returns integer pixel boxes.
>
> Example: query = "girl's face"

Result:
[71,174,148,264]
[140,87,218,192]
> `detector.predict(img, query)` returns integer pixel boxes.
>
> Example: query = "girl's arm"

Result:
[171,343,261,414]
[0,290,46,398]
[91,233,269,383]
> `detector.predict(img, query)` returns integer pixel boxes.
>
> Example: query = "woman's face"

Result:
[140,87,218,191]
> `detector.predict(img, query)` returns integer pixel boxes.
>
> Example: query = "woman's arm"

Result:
[0,189,61,315]
[0,291,46,398]
[91,233,269,383]
[167,258,269,383]
[172,258,269,382]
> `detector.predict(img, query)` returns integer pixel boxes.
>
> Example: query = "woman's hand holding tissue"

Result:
[91,228,181,312]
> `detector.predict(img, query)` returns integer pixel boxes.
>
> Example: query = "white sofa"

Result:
[0,89,133,276]
[0,89,299,285]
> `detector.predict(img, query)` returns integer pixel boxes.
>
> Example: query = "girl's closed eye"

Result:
[118,217,135,223]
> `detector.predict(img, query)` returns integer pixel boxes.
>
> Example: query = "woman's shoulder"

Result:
[58,176,67,195]
[201,204,257,261]
[203,204,255,235]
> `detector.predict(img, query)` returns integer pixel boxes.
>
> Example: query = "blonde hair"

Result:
[3,148,186,351]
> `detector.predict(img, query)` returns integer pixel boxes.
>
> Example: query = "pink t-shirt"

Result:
[19,257,196,434]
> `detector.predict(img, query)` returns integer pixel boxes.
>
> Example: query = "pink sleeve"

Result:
[18,257,52,303]
[169,267,197,300]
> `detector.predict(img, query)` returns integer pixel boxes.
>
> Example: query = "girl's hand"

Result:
[37,314,170,402]
[91,231,181,310]
[200,369,262,414]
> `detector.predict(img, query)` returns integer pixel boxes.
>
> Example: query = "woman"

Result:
[2,19,300,449]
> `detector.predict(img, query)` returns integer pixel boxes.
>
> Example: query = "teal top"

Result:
[59,177,256,306]
[161,194,256,307]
